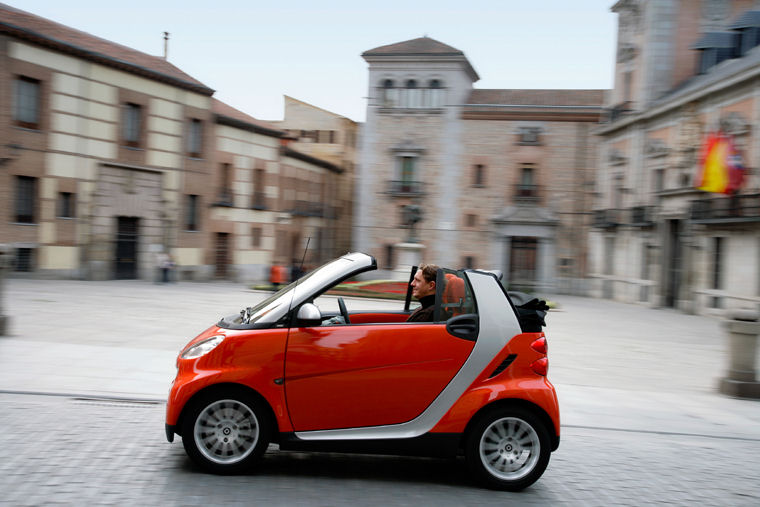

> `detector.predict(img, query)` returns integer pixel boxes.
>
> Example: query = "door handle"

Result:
[446,314,479,341]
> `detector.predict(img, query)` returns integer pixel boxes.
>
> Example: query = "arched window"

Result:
[404,79,420,108]
[428,79,443,108]
[381,79,397,107]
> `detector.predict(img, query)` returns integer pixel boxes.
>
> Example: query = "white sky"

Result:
[17,0,618,123]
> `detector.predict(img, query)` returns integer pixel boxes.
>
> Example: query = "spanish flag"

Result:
[695,132,744,194]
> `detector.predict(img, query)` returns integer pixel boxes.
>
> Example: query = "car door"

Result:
[284,323,474,431]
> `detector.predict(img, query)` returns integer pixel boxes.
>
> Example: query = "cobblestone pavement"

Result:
[1,392,758,506]
[1,279,759,505]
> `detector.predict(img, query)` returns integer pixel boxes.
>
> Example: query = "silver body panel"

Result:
[294,270,522,441]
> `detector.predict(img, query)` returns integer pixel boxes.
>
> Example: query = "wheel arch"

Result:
[462,398,559,452]
[174,382,279,441]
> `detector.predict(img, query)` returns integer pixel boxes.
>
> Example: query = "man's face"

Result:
[411,269,435,299]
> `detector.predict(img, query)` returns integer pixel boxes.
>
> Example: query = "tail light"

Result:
[530,357,548,376]
[530,337,547,354]
[530,336,548,376]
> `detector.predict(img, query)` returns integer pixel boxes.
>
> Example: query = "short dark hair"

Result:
[418,263,439,283]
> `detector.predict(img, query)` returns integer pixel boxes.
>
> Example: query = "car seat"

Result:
[443,274,466,317]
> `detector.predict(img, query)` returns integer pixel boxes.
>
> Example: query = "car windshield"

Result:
[243,254,374,325]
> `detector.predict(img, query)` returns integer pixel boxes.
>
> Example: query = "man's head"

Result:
[411,263,438,299]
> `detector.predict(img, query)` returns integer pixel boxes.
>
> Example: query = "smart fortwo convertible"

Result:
[165,252,559,490]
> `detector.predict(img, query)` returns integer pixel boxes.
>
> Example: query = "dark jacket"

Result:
[407,295,436,322]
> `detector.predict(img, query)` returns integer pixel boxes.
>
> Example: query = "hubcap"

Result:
[479,416,540,481]
[194,399,259,465]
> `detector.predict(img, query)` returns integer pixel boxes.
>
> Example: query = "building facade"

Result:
[355,37,604,292]
[270,95,358,258]
[590,0,760,315]
[1,4,341,282]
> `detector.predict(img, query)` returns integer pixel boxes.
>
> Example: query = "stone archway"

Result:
[87,163,166,280]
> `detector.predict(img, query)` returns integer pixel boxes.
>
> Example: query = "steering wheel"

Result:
[337,297,351,324]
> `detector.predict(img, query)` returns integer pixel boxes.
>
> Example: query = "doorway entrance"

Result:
[115,216,139,279]
[510,237,538,289]
[664,219,682,307]
[215,232,229,278]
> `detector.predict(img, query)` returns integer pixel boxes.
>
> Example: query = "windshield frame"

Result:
[218,252,377,329]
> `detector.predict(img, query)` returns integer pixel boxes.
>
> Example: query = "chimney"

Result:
[163,32,169,59]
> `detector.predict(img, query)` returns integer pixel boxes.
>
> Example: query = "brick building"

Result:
[355,37,604,292]
[1,3,341,281]
[590,0,760,315]
[270,96,359,258]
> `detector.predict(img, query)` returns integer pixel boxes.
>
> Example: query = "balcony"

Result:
[514,184,540,203]
[386,180,424,197]
[212,189,234,207]
[690,193,760,223]
[292,200,325,217]
[591,209,621,228]
[250,192,267,210]
[629,205,656,227]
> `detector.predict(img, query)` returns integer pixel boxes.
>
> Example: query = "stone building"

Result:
[1,3,341,282]
[355,37,604,292]
[270,96,358,258]
[590,0,760,315]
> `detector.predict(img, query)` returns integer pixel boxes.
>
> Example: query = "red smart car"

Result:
[165,252,559,490]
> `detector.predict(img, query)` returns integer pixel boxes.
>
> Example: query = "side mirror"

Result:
[296,303,321,327]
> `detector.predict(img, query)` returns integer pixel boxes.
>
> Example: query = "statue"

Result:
[402,204,423,243]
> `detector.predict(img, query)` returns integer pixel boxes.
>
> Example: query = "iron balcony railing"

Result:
[690,193,760,223]
[514,184,540,202]
[387,180,424,196]
[629,205,656,227]
[591,209,621,228]
[250,192,267,210]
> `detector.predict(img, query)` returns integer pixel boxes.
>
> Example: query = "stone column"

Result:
[719,310,760,399]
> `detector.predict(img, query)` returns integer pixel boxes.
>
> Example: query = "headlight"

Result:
[180,335,224,359]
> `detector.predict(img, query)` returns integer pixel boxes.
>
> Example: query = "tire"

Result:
[464,406,551,491]
[181,388,271,474]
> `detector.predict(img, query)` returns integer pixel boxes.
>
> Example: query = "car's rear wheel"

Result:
[181,388,270,474]
[465,406,551,491]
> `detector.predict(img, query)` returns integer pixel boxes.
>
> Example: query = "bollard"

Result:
[719,309,760,399]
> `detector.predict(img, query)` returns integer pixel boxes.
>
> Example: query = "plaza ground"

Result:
[0,279,758,505]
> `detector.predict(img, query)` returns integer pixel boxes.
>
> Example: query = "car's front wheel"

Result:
[465,406,551,491]
[181,388,270,474]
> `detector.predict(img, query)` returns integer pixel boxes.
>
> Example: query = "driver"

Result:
[407,263,439,322]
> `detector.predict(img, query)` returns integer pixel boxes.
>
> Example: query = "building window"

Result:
[57,192,75,218]
[188,119,203,158]
[463,256,475,269]
[251,227,262,248]
[14,76,41,129]
[215,164,232,206]
[402,79,421,108]
[654,168,664,193]
[518,127,541,145]
[14,248,34,272]
[381,79,397,107]
[252,169,267,209]
[465,214,477,228]
[517,165,538,198]
[428,79,443,108]
[473,164,485,186]
[15,175,36,223]
[186,194,199,231]
[123,103,141,147]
